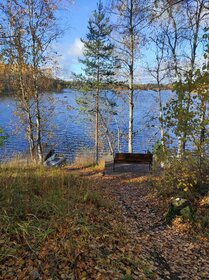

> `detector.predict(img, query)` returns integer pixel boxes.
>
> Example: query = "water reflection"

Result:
[0,89,175,161]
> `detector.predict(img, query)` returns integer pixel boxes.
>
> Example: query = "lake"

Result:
[0,89,175,162]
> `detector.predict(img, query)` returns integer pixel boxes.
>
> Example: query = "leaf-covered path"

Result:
[78,164,209,280]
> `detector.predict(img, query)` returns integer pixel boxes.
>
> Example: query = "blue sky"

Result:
[54,0,161,83]
[55,0,99,80]
[55,0,155,82]
[57,0,209,84]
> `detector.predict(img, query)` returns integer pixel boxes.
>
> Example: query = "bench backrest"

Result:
[114,153,153,163]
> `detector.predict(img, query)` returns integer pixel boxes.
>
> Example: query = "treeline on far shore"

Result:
[0,62,173,95]
[61,80,174,91]
[0,63,67,95]
[0,78,66,95]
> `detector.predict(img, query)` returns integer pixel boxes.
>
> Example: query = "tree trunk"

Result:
[128,90,134,153]
[177,138,183,158]
[118,127,120,152]
[199,96,206,156]
[31,58,43,162]
[128,0,134,153]
[35,89,43,163]
[30,16,43,162]
[95,88,99,164]
[99,112,114,155]
[27,111,35,159]
[168,12,184,157]
[17,54,35,160]
[32,54,43,162]
[157,87,165,149]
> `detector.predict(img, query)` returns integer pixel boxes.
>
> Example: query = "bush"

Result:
[156,154,209,235]
[156,154,209,200]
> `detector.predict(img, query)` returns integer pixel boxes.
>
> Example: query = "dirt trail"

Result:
[68,164,209,280]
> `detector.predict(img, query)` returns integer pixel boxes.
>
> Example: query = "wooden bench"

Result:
[113,153,153,171]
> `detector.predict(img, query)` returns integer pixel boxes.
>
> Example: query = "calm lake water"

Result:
[0,89,175,162]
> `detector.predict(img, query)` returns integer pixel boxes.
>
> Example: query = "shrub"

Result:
[156,154,209,235]
[156,154,209,200]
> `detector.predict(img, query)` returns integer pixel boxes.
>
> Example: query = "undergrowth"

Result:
[0,162,151,279]
[155,154,209,237]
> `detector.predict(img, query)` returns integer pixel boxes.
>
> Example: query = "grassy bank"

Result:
[0,162,149,279]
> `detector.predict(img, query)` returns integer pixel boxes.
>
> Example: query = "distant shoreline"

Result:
[0,82,173,96]
[63,82,173,92]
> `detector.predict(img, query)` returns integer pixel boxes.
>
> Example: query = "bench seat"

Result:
[114,153,153,170]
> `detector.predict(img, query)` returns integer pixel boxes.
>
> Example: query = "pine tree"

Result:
[77,0,116,163]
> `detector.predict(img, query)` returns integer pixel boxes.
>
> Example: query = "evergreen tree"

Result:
[77,0,116,163]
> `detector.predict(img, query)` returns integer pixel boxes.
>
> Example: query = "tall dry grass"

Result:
[0,161,108,260]
[0,161,153,279]
[72,149,105,171]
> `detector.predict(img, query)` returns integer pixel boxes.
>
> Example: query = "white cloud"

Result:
[68,38,84,57]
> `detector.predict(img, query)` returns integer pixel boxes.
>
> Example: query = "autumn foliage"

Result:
[0,163,150,279]
[156,154,209,236]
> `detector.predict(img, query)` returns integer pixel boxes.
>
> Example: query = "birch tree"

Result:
[111,0,149,153]
[1,0,64,162]
[147,30,168,150]
[153,0,208,156]
[181,0,209,152]
[191,28,209,158]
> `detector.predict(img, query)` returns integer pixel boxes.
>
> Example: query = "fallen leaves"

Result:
[97,169,209,280]
[1,164,209,279]
[0,173,148,279]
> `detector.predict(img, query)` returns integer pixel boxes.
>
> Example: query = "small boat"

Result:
[43,150,67,167]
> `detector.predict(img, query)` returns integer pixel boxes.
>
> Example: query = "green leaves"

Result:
[75,0,116,89]
[0,128,7,146]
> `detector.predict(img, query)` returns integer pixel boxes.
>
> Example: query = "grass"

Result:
[0,162,108,240]
[72,148,105,171]
[0,161,150,279]
[73,149,96,168]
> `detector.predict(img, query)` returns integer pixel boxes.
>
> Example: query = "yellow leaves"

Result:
[177,182,182,189]
[81,274,87,280]
[20,29,25,35]
[200,194,209,206]
[126,267,132,275]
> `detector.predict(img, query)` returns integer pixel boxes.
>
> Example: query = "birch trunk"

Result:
[95,87,99,164]
[199,96,206,156]
[128,89,134,153]
[17,43,35,159]
[34,87,43,162]
[29,0,43,163]
[157,87,165,149]
[128,0,134,153]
